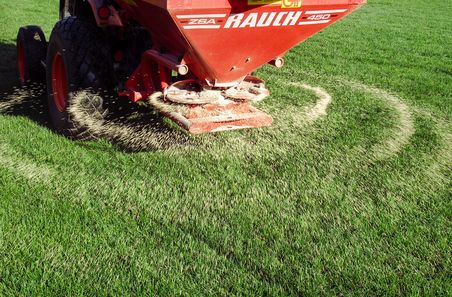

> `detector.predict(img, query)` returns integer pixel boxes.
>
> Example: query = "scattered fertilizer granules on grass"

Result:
[0,80,415,163]
[0,83,46,112]
[342,80,415,161]
[288,82,332,122]
[68,91,196,151]
[0,142,54,182]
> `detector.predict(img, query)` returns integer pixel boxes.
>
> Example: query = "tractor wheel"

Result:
[16,26,47,85]
[46,17,113,137]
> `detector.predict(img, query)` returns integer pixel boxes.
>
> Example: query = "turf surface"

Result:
[0,0,451,295]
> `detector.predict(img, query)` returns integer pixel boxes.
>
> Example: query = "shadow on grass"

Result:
[69,92,193,152]
[0,42,51,129]
[0,41,192,152]
[0,42,20,93]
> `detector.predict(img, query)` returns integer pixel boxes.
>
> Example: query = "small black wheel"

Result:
[46,16,114,137]
[16,26,47,85]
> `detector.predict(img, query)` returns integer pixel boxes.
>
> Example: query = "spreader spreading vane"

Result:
[149,77,273,134]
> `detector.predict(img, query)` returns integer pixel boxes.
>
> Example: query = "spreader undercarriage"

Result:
[149,77,273,134]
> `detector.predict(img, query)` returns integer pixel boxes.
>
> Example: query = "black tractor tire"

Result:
[16,26,47,85]
[46,16,114,137]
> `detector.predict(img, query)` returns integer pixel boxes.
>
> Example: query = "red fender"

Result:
[86,0,123,27]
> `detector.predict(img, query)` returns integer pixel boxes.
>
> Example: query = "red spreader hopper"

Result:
[117,0,366,134]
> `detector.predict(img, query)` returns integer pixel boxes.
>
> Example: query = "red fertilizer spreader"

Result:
[16,0,366,135]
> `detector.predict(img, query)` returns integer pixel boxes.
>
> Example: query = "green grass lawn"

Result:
[0,0,451,295]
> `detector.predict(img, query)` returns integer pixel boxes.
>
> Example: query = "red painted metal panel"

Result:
[116,0,365,85]
[114,0,365,133]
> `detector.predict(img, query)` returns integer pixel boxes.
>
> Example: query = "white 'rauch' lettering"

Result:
[225,11,303,28]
